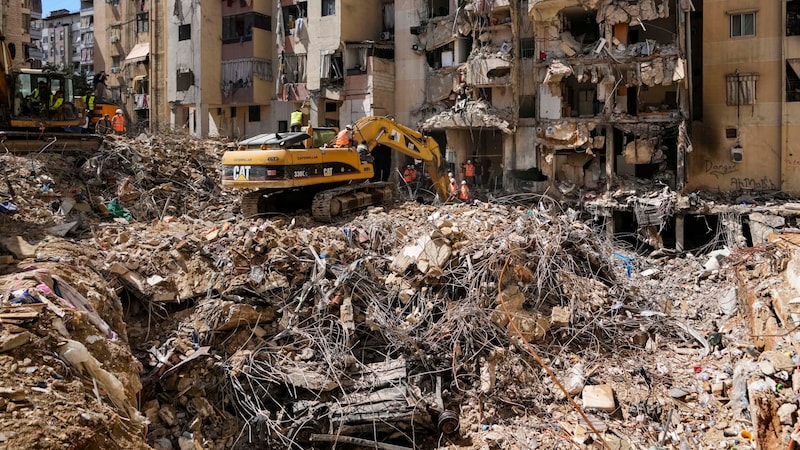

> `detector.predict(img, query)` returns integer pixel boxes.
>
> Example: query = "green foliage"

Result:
[40,64,91,96]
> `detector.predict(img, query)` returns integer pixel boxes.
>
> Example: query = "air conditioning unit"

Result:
[380,31,393,41]
[110,36,119,43]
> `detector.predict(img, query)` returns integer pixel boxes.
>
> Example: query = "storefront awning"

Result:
[124,43,150,64]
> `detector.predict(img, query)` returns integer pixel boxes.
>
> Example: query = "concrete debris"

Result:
[0,132,799,449]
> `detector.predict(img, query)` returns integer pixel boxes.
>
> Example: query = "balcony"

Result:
[464,49,513,87]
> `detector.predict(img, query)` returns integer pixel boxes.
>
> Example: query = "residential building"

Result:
[29,0,43,68]
[688,1,798,194]
[42,9,80,70]
[79,0,94,77]
[4,0,37,69]
[93,0,150,124]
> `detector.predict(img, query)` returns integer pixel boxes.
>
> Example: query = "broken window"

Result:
[787,60,800,102]
[427,0,449,18]
[562,7,599,46]
[176,69,194,91]
[222,13,271,44]
[789,1,800,36]
[730,12,755,37]
[726,72,758,105]
[283,53,307,83]
[426,43,454,69]
[283,2,307,35]
[320,51,343,81]
[322,0,335,16]
[178,24,191,41]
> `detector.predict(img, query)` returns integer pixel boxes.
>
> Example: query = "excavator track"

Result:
[311,182,395,222]
[240,190,265,219]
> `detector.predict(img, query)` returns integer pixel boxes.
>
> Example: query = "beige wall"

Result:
[394,0,431,126]
[689,1,784,192]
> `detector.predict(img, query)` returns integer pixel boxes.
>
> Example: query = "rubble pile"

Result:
[1,134,800,449]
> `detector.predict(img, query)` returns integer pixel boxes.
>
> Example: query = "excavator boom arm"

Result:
[352,117,450,201]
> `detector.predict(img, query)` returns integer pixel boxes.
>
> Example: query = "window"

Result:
[787,60,800,102]
[726,72,758,105]
[179,24,191,41]
[222,13,271,44]
[176,70,194,91]
[520,38,535,58]
[248,105,260,122]
[283,2,307,34]
[231,107,237,118]
[322,0,335,16]
[519,95,535,118]
[22,14,30,34]
[725,128,738,139]
[428,0,449,18]
[137,13,149,33]
[730,12,755,37]
[112,56,121,71]
[320,51,343,80]
[790,1,800,36]
[282,53,307,83]
[278,120,288,132]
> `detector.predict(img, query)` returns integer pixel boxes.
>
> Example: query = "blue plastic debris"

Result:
[613,253,634,277]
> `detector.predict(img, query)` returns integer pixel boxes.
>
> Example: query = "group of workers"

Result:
[26,79,125,134]
[403,163,475,204]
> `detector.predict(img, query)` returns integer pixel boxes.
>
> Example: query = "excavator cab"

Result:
[11,70,80,124]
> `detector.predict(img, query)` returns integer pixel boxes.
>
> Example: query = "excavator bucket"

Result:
[0,131,104,153]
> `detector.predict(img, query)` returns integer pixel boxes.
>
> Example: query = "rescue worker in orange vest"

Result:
[464,159,475,185]
[111,109,126,134]
[448,172,458,199]
[459,180,473,204]
[334,124,353,147]
[403,165,417,184]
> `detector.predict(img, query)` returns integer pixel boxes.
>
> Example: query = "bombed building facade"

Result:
[392,0,800,251]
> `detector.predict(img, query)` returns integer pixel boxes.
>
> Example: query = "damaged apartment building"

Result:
[406,0,788,253]
[406,0,715,251]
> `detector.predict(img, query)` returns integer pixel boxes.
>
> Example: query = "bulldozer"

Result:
[220,116,451,221]
[0,32,103,152]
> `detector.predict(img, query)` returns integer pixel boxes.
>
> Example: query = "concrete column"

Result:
[309,97,325,127]
[605,125,615,191]
[675,214,685,252]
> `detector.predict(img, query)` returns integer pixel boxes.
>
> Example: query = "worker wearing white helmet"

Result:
[111,108,126,134]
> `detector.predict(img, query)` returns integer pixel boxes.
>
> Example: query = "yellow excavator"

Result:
[220,116,451,221]
[0,32,102,152]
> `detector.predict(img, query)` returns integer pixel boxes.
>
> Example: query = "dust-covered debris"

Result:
[0,132,799,450]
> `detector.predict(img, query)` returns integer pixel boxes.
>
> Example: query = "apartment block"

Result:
[93,0,150,123]
[4,0,37,69]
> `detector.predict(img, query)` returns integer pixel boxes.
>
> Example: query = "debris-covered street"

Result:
[1,133,799,450]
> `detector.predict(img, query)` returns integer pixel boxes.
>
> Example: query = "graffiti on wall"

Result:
[730,177,777,191]
[704,160,738,177]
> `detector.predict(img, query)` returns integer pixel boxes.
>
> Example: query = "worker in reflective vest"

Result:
[290,109,303,132]
[111,109,126,134]
[464,159,475,185]
[82,94,96,111]
[334,124,352,147]
[49,90,64,119]
[403,165,417,184]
